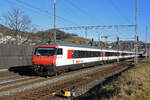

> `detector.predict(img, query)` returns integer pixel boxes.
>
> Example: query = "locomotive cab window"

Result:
[34,47,56,56]
[57,48,63,55]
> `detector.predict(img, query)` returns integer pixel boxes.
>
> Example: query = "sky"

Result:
[0,0,149,42]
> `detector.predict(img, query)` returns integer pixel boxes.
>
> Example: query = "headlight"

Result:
[48,63,53,66]
[33,62,37,65]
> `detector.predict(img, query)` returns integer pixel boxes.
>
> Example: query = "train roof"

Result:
[39,41,102,49]
[38,41,134,53]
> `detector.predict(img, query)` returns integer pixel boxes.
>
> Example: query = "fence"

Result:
[0,44,35,69]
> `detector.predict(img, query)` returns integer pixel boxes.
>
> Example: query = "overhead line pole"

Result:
[54,0,56,42]
[98,32,101,46]
[135,0,138,64]
[85,27,88,38]
[117,35,120,63]
[146,25,148,59]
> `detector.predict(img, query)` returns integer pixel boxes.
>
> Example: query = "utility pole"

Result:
[102,36,108,48]
[135,0,138,64]
[146,25,148,59]
[98,32,101,46]
[53,0,56,42]
[117,36,120,63]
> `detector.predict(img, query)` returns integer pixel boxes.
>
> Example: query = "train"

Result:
[32,42,136,76]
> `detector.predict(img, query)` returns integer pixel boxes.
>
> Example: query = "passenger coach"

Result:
[32,42,135,76]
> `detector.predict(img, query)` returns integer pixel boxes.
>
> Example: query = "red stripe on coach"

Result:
[68,50,73,59]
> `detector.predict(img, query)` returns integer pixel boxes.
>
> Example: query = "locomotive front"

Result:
[32,45,57,76]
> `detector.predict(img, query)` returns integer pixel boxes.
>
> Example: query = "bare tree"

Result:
[30,25,38,33]
[3,9,31,36]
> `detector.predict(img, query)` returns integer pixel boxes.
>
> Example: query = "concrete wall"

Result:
[0,44,35,69]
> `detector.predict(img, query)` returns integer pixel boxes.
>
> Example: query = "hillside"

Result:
[36,29,90,45]
[0,24,148,51]
[0,24,91,45]
[0,24,10,33]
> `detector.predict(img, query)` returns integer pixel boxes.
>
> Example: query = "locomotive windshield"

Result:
[35,47,56,56]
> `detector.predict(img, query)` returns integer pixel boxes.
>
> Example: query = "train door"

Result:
[56,48,63,66]
[101,51,105,62]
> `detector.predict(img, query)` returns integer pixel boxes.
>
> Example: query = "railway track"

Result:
[7,61,132,100]
[0,68,36,84]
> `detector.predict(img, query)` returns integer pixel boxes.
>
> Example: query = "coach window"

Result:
[83,51,86,58]
[79,51,82,58]
[76,51,80,58]
[95,52,97,57]
[99,52,101,57]
[96,52,99,57]
[97,52,100,57]
[105,52,107,56]
[88,51,91,57]
[82,51,85,58]
[72,51,77,58]
[110,52,113,56]
[92,51,95,57]
[115,52,117,56]
[113,52,115,56]
[91,51,93,57]
[72,51,76,58]
[93,51,96,57]
[81,51,84,58]
[84,51,86,57]
[57,48,63,55]
[122,53,126,56]
[117,53,119,56]
[95,52,98,57]
[109,52,111,56]
[114,52,117,56]
[106,52,110,56]
[87,51,90,57]
[109,52,112,56]
[91,51,94,57]
[93,52,95,57]
[77,51,80,58]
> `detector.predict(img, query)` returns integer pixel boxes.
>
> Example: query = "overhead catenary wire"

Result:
[4,0,51,17]
[3,0,53,30]
[16,0,50,13]
[65,0,91,16]
[62,0,104,25]
[3,0,137,43]
[16,0,79,26]
[5,0,79,27]
[109,0,132,24]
